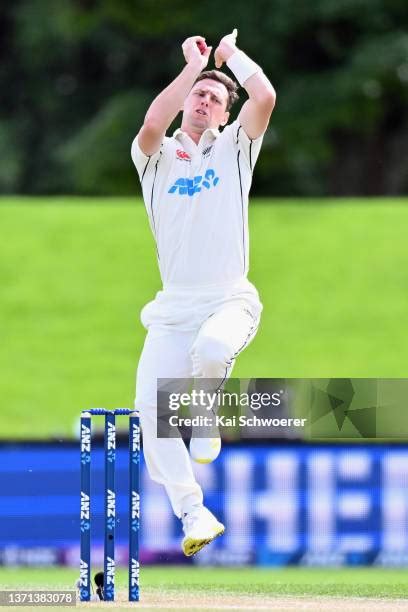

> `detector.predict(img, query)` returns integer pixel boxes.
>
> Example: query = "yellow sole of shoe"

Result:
[182,525,225,557]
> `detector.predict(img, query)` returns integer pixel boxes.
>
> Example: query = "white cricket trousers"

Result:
[134,278,262,518]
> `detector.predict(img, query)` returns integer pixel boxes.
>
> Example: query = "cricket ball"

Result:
[196,40,207,55]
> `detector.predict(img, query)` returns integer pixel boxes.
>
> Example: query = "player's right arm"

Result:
[138,36,211,156]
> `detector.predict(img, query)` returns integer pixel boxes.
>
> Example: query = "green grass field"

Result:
[1,197,408,439]
[1,566,408,610]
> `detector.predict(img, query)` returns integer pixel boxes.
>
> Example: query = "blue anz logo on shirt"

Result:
[168,169,219,196]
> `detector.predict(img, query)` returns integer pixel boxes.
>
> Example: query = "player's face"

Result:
[183,79,230,131]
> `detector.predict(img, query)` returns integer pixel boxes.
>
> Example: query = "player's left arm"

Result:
[214,29,276,139]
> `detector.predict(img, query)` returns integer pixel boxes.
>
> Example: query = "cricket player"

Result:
[131,29,275,555]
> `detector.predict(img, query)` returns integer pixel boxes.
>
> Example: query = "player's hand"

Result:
[214,28,238,69]
[182,36,212,70]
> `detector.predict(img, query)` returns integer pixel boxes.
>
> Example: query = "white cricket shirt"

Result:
[131,119,263,287]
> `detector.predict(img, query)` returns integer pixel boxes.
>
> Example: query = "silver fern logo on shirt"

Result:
[168,169,220,196]
[202,145,213,158]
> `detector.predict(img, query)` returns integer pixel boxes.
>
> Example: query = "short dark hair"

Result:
[194,70,239,111]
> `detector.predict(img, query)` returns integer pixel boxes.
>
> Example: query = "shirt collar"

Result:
[173,127,219,145]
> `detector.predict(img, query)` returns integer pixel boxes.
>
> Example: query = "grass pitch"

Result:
[0,566,408,610]
[1,197,408,438]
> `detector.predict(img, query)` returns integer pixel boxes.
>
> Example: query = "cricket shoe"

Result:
[189,436,221,464]
[181,505,225,556]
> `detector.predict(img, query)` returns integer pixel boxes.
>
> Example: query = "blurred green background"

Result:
[2,198,408,438]
[1,2,408,438]
[1,0,407,196]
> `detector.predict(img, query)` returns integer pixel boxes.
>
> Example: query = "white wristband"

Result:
[226,50,261,86]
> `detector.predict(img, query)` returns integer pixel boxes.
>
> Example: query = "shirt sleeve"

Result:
[130,133,164,182]
[227,119,264,172]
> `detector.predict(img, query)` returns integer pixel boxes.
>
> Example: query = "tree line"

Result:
[0,0,407,196]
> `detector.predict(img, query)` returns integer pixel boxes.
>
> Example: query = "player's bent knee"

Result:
[191,336,231,378]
